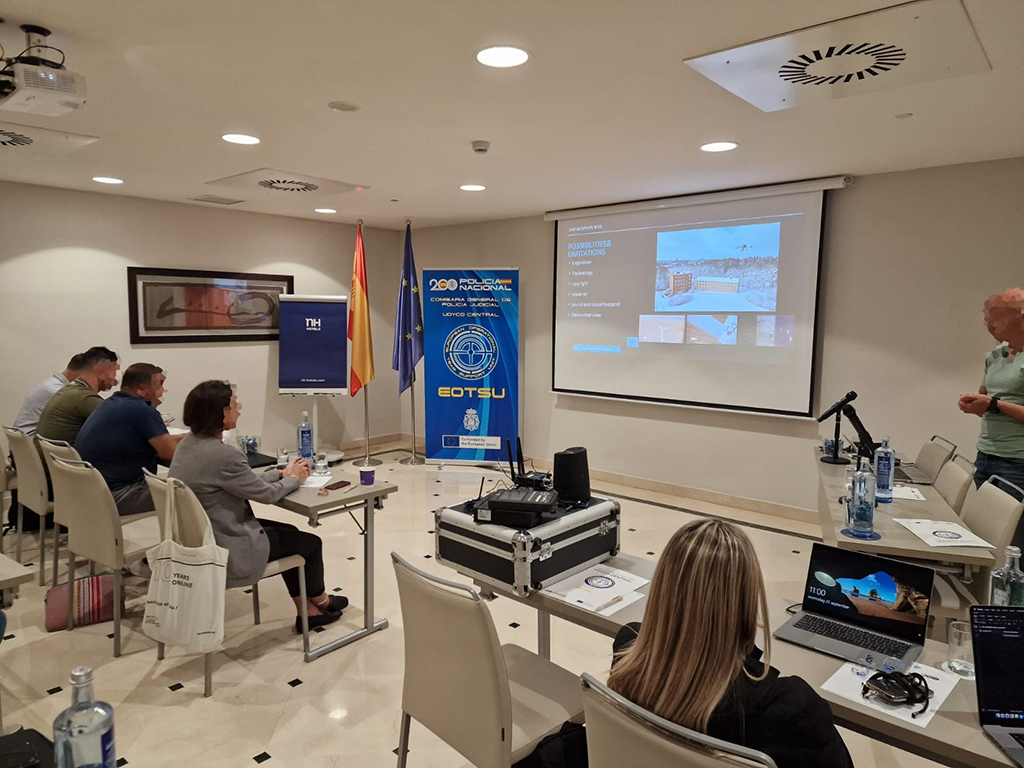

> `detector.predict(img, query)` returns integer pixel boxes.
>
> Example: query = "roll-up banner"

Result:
[423,269,520,464]
[278,295,348,395]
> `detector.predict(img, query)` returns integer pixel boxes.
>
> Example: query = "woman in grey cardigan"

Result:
[170,380,347,632]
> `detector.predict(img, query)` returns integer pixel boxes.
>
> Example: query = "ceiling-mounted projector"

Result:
[0,24,86,116]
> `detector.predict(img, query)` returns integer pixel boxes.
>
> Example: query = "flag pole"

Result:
[399,368,424,465]
[352,383,382,467]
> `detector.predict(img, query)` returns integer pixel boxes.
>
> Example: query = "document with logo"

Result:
[894,519,994,548]
[821,661,959,728]
[542,564,650,613]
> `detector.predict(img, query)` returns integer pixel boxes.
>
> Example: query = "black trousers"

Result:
[259,518,325,598]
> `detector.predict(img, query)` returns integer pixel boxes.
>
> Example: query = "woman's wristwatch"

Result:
[988,396,1002,414]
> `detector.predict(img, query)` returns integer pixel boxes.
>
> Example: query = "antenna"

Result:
[516,436,526,478]
[476,476,485,500]
[505,439,517,482]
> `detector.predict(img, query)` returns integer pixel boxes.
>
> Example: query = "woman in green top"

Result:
[959,288,1024,520]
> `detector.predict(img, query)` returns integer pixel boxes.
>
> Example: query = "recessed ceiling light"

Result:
[700,141,739,153]
[314,208,337,214]
[460,184,486,192]
[327,101,360,112]
[476,46,529,68]
[895,112,914,119]
[221,133,260,145]
[92,176,123,184]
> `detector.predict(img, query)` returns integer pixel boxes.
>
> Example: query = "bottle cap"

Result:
[301,411,309,420]
[1008,546,1021,557]
[70,667,93,685]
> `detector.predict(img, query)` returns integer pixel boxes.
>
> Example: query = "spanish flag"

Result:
[348,224,375,395]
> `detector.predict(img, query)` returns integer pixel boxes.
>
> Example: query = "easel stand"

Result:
[310,397,333,475]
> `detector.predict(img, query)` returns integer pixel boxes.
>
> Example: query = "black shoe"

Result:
[324,595,349,614]
[296,611,341,634]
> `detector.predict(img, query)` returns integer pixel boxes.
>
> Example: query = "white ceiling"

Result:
[0,0,1021,230]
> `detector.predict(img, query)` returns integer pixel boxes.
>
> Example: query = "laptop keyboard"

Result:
[1012,734,1024,747]
[795,614,912,659]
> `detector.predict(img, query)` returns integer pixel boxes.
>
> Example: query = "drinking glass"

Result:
[276,445,291,467]
[945,621,975,678]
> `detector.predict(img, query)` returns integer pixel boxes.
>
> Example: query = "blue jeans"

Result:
[975,451,1024,548]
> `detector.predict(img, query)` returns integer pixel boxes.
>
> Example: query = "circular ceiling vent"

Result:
[778,43,907,86]
[0,129,33,148]
[258,178,320,193]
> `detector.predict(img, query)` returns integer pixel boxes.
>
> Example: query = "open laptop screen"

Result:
[801,543,934,644]
[971,605,1024,727]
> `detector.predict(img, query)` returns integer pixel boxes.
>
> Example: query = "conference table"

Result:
[815,448,995,569]
[471,553,1011,768]
[273,466,398,662]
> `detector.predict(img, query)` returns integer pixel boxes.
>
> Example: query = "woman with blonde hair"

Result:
[607,519,852,768]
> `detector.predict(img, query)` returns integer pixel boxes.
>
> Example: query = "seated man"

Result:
[12,352,86,436]
[36,347,120,446]
[76,363,184,516]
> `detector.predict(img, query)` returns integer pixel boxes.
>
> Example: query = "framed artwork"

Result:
[127,267,295,344]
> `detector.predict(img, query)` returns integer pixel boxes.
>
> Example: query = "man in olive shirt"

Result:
[36,347,120,446]
[959,288,1024,513]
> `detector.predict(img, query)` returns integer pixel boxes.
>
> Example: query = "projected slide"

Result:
[655,223,780,313]
[551,188,825,414]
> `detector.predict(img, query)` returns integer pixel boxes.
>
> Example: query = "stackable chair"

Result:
[143,470,310,696]
[933,454,975,517]
[392,552,584,768]
[581,673,777,768]
[36,437,81,588]
[0,431,15,553]
[2,428,53,584]
[48,457,159,657]
[912,435,956,482]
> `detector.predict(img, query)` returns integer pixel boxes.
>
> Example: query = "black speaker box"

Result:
[553,446,590,503]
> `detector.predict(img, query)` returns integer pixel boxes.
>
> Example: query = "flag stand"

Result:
[399,369,425,465]
[352,384,382,467]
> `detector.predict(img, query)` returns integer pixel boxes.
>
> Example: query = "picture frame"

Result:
[127,267,295,344]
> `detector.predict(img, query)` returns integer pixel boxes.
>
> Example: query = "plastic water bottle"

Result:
[874,436,895,504]
[53,667,116,768]
[297,411,314,464]
[849,457,876,538]
[991,546,1024,606]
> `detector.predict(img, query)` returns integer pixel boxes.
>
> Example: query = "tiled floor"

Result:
[1,452,940,767]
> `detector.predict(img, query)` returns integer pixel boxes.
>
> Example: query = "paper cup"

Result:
[359,468,375,486]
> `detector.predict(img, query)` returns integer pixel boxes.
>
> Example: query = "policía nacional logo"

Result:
[443,325,499,380]
[463,408,480,431]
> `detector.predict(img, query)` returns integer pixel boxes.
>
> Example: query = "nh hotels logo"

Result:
[305,318,322,331]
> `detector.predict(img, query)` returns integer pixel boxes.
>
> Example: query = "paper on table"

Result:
[820,661,960,728]
[542,564,650,613]
[301,475,333,489]
[894,518,994,548]
[891,486,927,501]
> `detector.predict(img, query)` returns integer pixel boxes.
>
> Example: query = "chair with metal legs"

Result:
[0,432,16,555]
[48,457,159,657]
[36,437,81,588]
[143,470,310,696]
[2,428,53,584]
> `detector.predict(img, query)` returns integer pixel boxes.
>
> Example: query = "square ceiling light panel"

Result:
[0,120,99,154]
[207,167,367,197]
[684,0,990,112]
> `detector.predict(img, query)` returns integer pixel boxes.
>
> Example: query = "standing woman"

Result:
[607,519,852,768]
[170,380,347,632]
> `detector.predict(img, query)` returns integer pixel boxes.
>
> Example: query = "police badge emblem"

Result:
[463,408,480,431]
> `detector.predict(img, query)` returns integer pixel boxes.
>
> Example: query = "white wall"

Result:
[0,181,402,452]
[403,158,1024,510]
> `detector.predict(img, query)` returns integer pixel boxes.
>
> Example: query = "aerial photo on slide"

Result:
[655,221,780,313]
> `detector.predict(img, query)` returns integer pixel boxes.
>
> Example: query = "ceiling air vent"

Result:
[0,128,33,148]
[206,167,366,197]
[778,44,907,86]
[190,194,245,205]
[683,0,989,112]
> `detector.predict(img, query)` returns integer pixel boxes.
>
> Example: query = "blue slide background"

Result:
[423,269,519,463]
[278,299,348,392]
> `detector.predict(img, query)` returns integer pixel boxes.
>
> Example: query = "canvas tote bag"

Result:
[142,481,228,653]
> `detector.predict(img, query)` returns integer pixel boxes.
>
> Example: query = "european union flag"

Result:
[392,222,424,393]
[443,436,460,448]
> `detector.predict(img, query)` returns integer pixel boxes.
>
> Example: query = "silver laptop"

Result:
[774,543,934,671]
[894,462,933,485]
[971,605,1024,767]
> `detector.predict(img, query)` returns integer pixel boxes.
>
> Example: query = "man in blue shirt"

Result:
[76,363,185,516]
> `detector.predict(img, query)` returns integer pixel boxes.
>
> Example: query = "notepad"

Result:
[894,519,994,548]
[541,564,650,613]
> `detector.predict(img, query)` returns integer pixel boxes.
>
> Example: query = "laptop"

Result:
[971,605,1024,767]
[894,461,933,485]
[774,543,934,671]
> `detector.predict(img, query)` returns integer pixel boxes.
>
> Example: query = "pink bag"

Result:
[45,575,121,632]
